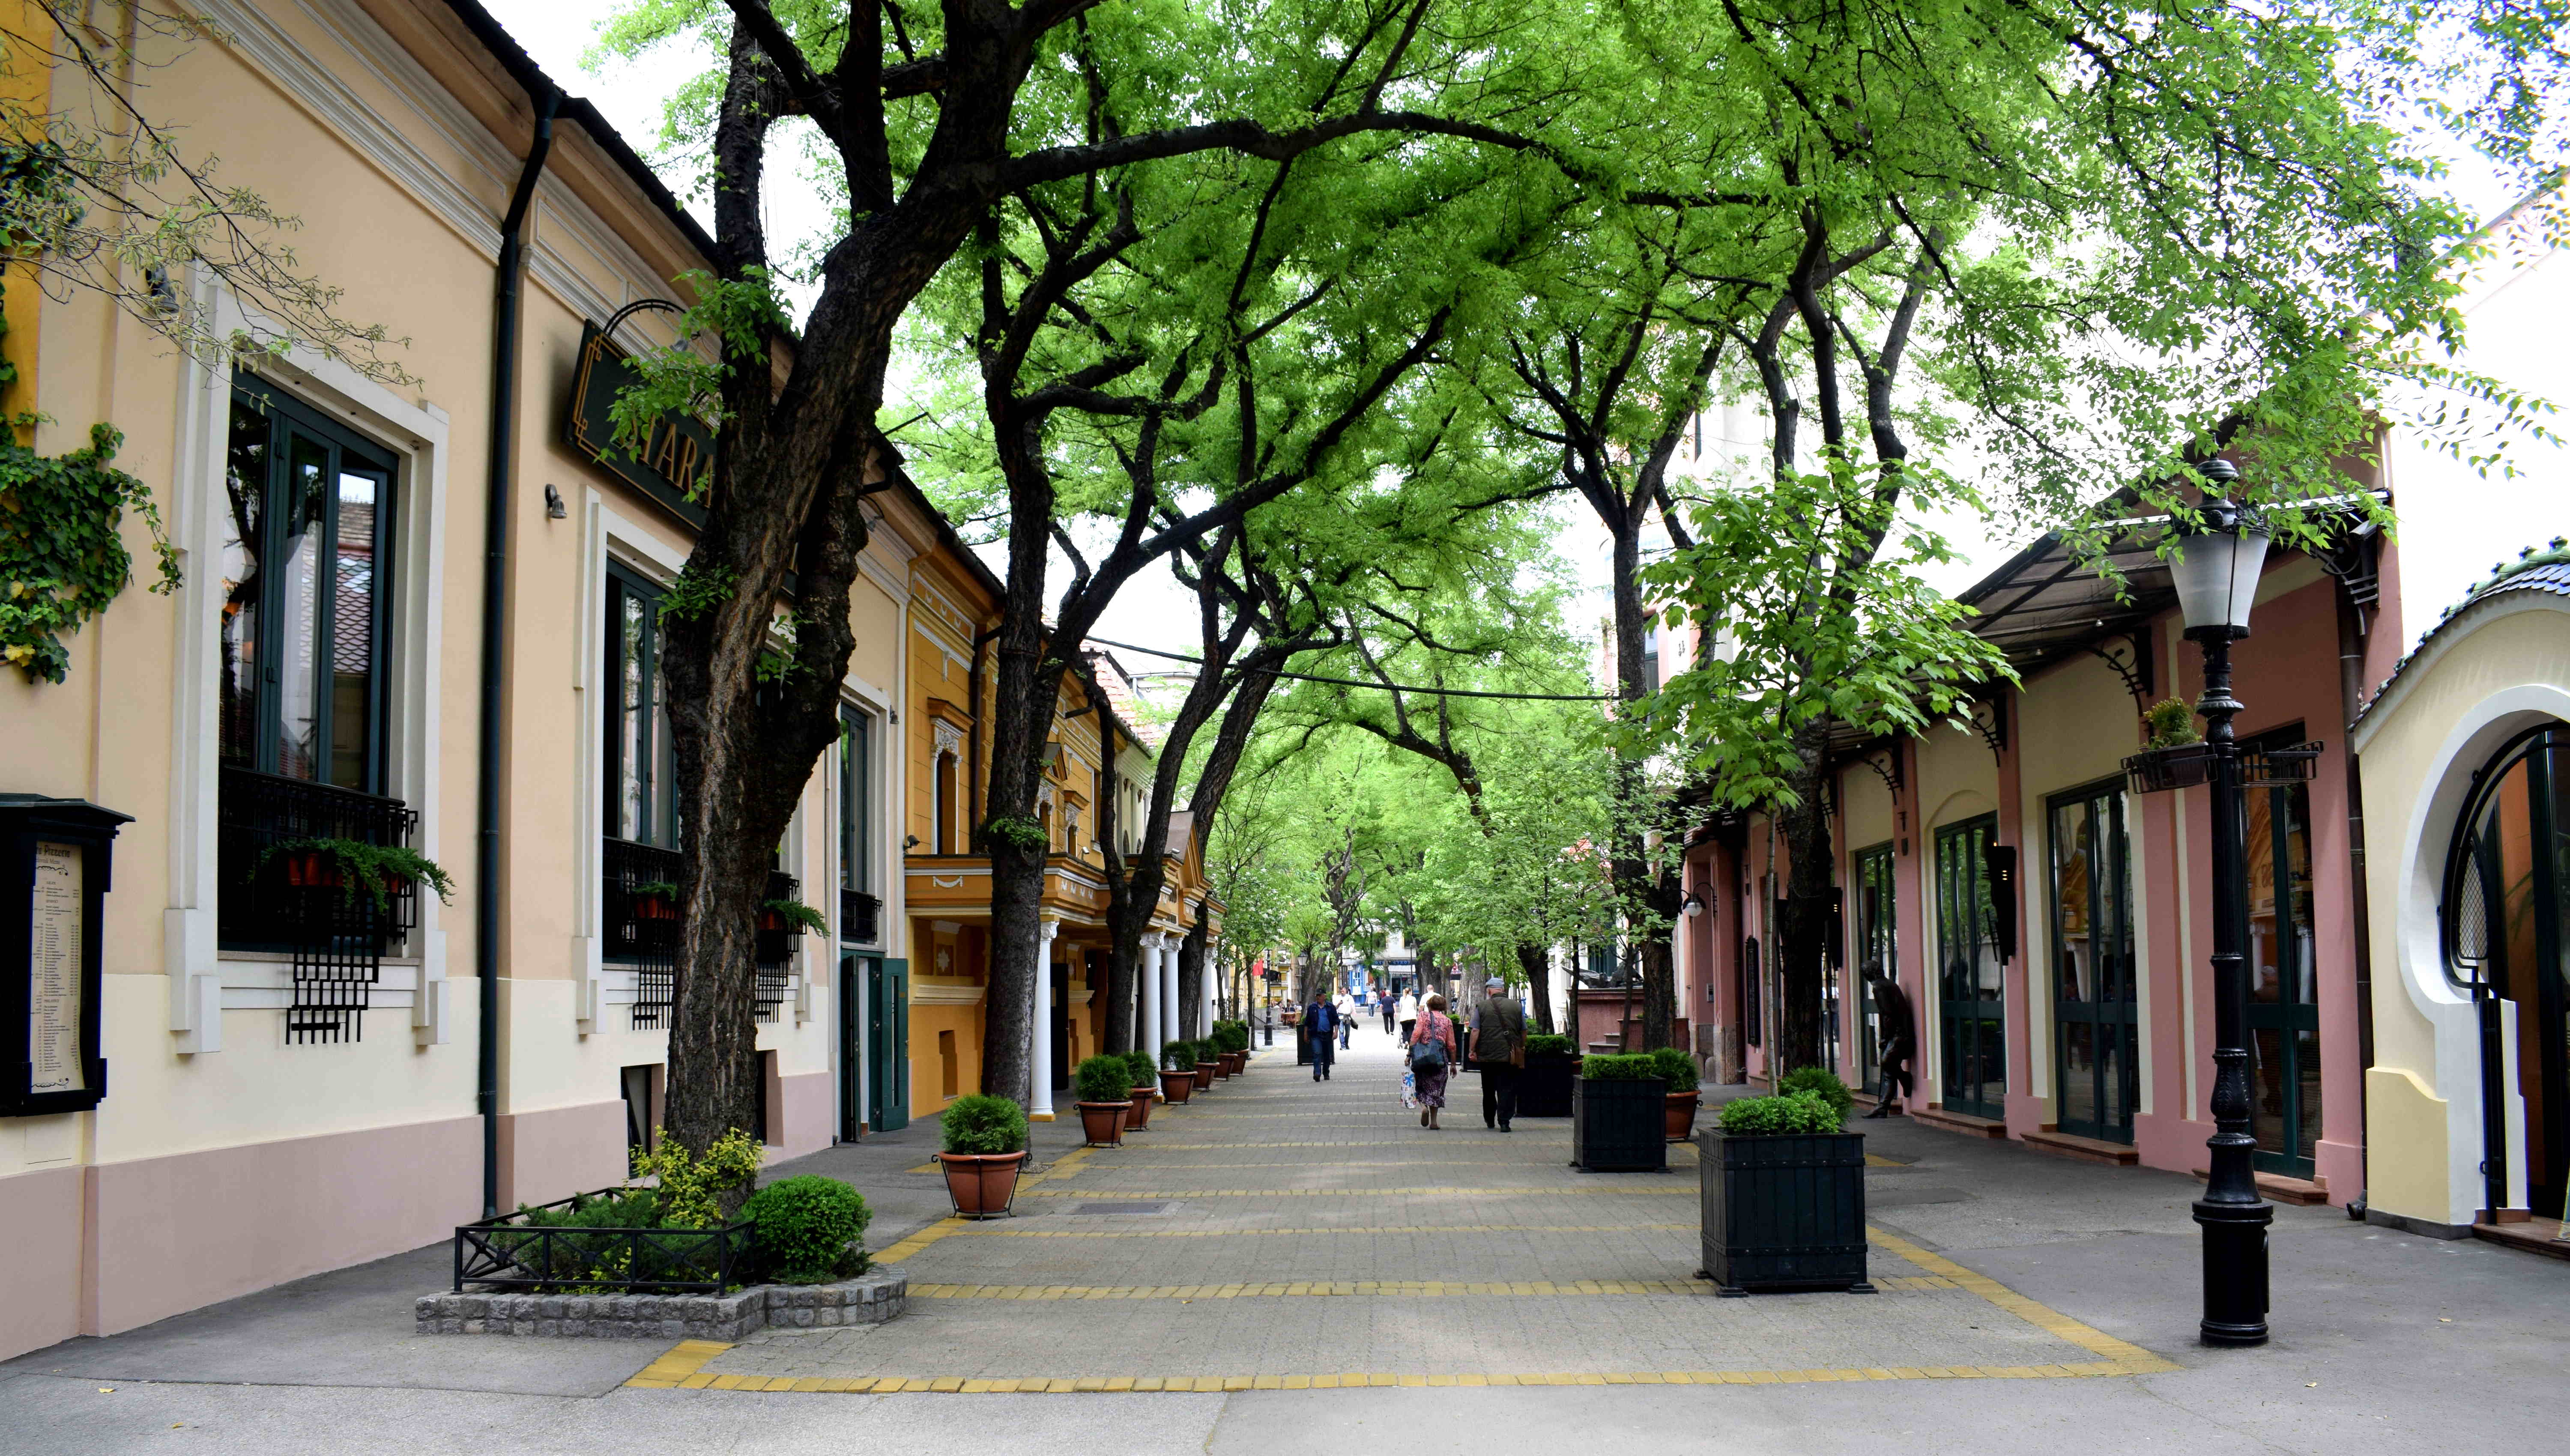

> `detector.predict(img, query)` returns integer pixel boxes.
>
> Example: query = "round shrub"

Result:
[1715,1089,1843,1136]
[1524,1033,1575,1058]
[1580,1052,1661,1081]
[1162,1039,1198,1070]
[741,1175,870,1283]
[1212,1020,1249,1053]
[1074,1054,1134,1104]
[1122,1049,1157,1091]
[1777,1065,1855,1124]
[940,1093,1028,1155]
[1648,1046,1701,1094]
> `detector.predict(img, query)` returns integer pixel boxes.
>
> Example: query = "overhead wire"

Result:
[1079,635,1613,703]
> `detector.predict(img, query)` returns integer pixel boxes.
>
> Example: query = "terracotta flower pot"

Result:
[1076,1101,1127,1148]
[1160,1069,1195,1104]
[283,851,342,890]
[935,1150,1028,1219]
[1220,1051,1243,1076]
[1665,1089,1701,1142]
[1196,1059,1221,1087]
[634,896,678,920]
[1126,1087,1156,1130]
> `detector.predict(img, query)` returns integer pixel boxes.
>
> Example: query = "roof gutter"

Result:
[477,82,560,1220]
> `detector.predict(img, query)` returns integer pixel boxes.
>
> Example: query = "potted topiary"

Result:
[1697,1076,1869,1295]
[1073,1055,1134,1147]
[1517,1033,1578,1117]
[933,1094,1029,1219]
[1122,1049,1159,1130]
[2123,697,2212,793]
[1159,1041,1198,1104]
[1213,1019,1249,1074]
[1651,1047,1702,1141]
[1571,1053,1668,1172]
[1193,1039,1222,1089]
[741,1174,872,1283]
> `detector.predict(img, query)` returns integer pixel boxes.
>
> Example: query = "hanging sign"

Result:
[566,324,716,528]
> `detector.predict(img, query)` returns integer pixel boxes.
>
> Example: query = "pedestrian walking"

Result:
[1382,994,1397,1034]
[1335,990,1357,1049]
[1863,970,1917,1116]
[1398,988,1419,1045]
[1469,975,1527,1132]
[1306,994,1338,1081]
[1407,992,1460,1129]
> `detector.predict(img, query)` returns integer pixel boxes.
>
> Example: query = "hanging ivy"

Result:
[0,277,178,684]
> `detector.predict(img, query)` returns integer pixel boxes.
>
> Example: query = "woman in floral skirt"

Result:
[1407,992,1461,1130]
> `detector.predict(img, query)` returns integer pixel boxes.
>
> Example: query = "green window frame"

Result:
[1935,816,2006,1120]
[1852,843,1896,1097]
[604,563,678,848]
[2048,781,2138,1143]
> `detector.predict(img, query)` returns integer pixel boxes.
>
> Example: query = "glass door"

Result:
[2050,784,2138,1142]
[2453,725,2570,1217]
[1936,817,2006,1119]
[2245,728,2321,1178]
[1853,845,1895,1097]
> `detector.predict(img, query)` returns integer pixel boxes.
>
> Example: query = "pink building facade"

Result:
[1677,510,2401,1205]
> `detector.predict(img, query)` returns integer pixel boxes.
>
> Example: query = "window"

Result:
[840,706,873,896]
[605,564,677,848]
[2245,725,2321,1176]
[932,750,958,853]
[1639,626,1661,693]
[219,377,396,791]
[2049,784,2137,1143]
[1852,845,1895,1095]
[1935,816,2006,1119]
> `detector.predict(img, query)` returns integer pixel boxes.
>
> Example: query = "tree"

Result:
[596,0,1573,1143]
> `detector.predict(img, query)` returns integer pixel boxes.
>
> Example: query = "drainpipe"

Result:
[478,87,561,1219]
[2337,573,2377,1216]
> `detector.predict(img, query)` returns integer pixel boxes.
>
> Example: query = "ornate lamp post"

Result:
[2168,458,2275,1347]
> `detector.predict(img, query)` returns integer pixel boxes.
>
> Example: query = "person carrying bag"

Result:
[1407,994,1460,1130]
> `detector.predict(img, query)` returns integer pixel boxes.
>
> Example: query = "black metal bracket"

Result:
[1856,746,1903,798]
[2086,630,2155,710]
[1966,693,2008,762]
[2318,526,2383,639]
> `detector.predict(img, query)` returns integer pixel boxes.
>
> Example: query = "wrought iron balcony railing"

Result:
[840,888,882,945]
[217,765,420,1042]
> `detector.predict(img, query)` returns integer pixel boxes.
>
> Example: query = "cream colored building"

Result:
[0,0,964,1359]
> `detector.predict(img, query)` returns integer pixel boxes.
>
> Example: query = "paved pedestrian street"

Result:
[9,1021,2570,1455]
[673,1038,2167,1392]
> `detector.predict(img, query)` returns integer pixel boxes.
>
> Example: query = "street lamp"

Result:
[2170,458,2274,1348]
[1681,890,1708,918]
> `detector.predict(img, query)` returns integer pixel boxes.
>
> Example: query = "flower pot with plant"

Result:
[933,1095,1030,1219]
[1572,1053,1668,1172]
[1122,1049,1159,1130]
[2123,697,2213,794]
[1518,1034,1578,1117]
[1650,1047,1702,1141]
[1193,1039,1222,1087]
[258,837,454,932]
[629,880,681,920]
[1073,1055,1134,1147]
[1697,1073,1869,1295]
[1158,1041,1197,1103]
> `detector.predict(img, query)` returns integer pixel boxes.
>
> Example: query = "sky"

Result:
[499,2,2538,687]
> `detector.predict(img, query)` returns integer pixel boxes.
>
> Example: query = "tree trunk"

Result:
[1604,513,1678,1051]
[1772,749,1836,1074]
[1516,942,1555,1034]
[1177,913,1209,1038]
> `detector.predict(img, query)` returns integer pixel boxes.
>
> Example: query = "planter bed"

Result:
[417,1275,906,1340]
[1571,1077,1667,1172]
[1516,1050,1576,1117]
[1695,1126,1871,1295]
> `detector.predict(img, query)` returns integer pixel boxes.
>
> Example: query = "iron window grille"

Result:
[217,765,417,1043]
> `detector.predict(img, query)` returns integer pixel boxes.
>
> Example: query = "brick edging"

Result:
[416,1274,906,1338]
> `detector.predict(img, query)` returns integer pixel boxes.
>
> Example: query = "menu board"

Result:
[29,840,84,1096]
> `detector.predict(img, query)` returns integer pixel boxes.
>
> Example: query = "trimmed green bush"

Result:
[1580,1053,1662,1081]
[940,1094,1029,1155]
[1648,1046,1701,1094]
[1161,1039,1196,1071]
[741,1175,871,1283]
[1212,1020,1249,1053]
[1776,1065,1855,1124]
[1524,1033,1575,1058]
[1715,1089,1843,1136]
[1122,1049,1158,1091]
[1074,1054,1134,1104]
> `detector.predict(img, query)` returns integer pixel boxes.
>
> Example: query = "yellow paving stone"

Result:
[1223,1376,1252,1391]
[1284,1376,1312,1390]
[1106,1377,1135,1392]
[1253,1376,1283,1390]
[930,1377,965,1393]
[1074,1377,1107,1392]
[960,1380,994,1394]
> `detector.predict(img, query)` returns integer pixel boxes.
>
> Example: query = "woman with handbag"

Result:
[1407,992,1461,1130]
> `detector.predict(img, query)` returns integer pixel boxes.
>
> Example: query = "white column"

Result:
[1200,938,1216,1033]
[1031,918,1059,1121]
[1142,935,1164,1058]
[1162,933,1182,1044]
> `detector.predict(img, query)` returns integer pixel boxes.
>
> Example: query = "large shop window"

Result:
[2049,783,2137,1143]
[1851,844,1895,1097]
[2245,725,2321,1178]
[2447,723,2570,1218]
[215,381,415,994]
[839,706,879,944]
[604,564,682,1027]
[1935,817,2006,1120]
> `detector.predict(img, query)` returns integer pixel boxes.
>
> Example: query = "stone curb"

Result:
[415,1275,906,1339]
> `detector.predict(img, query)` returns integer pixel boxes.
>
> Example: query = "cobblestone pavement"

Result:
[683,1034,2164,1389]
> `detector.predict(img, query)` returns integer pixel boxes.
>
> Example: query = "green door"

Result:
[1936,817,2007,1120]
[2050,784,2138,1143]
[1852,845,1895,1098]
[839,955,864,1140]
[868,956,910,1133]
[2244,733,2320,1178]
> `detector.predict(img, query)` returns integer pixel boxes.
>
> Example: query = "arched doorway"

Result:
[2446,722,2570,1220]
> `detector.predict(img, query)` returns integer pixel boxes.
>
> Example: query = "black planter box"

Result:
[1572,1077,1666,1171]
[1696,1128,1871,1294]
[1517,1050,1575,1117]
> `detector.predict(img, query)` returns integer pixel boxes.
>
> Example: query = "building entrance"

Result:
[1936,816,2007,1120]
[2450,723,2570,1219]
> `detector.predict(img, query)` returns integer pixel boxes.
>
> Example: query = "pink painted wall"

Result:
[0,1165,83,1359]
[495,1100,629,1211]
[1995,689,2046,1139]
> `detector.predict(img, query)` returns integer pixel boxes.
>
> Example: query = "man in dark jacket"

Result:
[1468,976,1528,1131]
[1306,995,1338,1081]
[1864,970,1916,1116]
